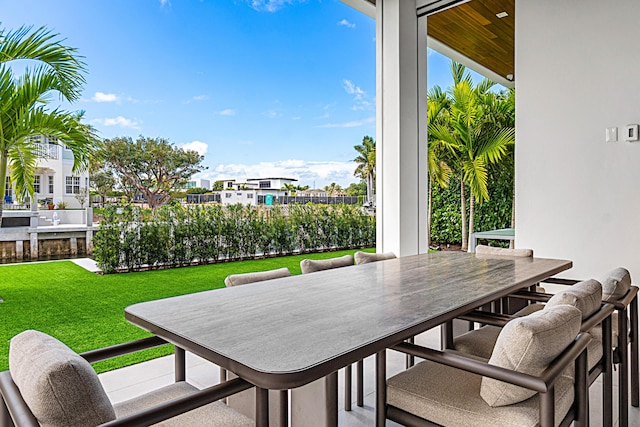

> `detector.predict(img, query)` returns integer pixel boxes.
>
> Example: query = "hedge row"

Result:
[93,204,375,273]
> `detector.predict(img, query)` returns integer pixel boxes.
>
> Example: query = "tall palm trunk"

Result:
[0,150,8,225]
[460,176,468,251]
[468,193,475,251]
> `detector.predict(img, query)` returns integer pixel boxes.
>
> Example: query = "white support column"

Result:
[376,0,428,256]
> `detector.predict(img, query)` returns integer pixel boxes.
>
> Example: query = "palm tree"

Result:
[353,136,376,202]
[323,182,343,197]
[281,182,296,196]
[429,62,514,251]
[0,26,97,222]
[426,85,452,247]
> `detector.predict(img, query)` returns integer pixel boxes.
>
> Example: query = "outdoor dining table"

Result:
[125,251,572,427]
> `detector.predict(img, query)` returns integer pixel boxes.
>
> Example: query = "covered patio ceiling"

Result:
[360,0,515,85]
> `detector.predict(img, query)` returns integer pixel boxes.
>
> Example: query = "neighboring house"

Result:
[218,177,298,206]
[220,190,257,206]
[4,136,89,208]
[219,177,298,197]
[298,189,328,197]
[186,178,211,190]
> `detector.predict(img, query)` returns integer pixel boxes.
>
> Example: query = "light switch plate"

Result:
[606,127,618,142]
[625,124,639,142]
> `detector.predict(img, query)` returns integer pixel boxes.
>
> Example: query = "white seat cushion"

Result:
[387,356,574,427]
[114,382,253,426]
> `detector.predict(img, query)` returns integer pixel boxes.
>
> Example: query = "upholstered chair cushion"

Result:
[387,354,575,427]
[453,325,502,360]
[224,267,291,287]
[300,254,354,274]
[9,330,116,427]
[545,279,602,320]
[475,245,533,258]
[354,251,396,265]
[114,382,253,426]
[480,305,582,407]
[598,267,632,302]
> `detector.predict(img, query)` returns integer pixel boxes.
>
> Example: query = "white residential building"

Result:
[4,136,89,209]
[186,178,211,190]
[220,190,257,206]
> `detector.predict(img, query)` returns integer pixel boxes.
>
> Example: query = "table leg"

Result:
[356,359,364,407]
[174,346,185,382]
[256,387,269,427]
[290,372,338,427]
[345,364,352,411]
[376,350,386,427]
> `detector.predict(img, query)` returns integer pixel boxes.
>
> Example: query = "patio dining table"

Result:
[125,251,572,427]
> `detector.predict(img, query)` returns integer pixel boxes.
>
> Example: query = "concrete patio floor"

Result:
[98,326,640,426]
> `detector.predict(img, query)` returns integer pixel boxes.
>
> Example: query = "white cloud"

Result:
[181,140,208,156]
[91,116,140,129]
[92,92,119,103]
[248,0,303,12]
[317,116,375,128]
[262,109,282,119]
[201,159,358,188]
[343,80,365,98]
[337,19,355,29]
[159,0,170,6]
[343,79,373,111]
[216,108,237,116]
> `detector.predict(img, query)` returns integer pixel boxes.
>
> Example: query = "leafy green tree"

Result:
[353,136,376,202]
[427,85,452,246]
[100,136,206,208]
[346,180,367,197]
[186,187,209,194]
[213,180,224,191]
[429,62,514,251]
[0,25,97,221]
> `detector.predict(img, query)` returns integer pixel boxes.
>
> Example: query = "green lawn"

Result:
[0,248,373,373]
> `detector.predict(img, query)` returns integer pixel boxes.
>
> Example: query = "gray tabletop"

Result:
[125,251,571,389]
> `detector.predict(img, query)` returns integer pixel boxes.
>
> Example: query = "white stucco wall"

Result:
[516,0,640,279]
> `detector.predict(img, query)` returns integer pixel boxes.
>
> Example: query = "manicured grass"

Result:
[0,248,374,373]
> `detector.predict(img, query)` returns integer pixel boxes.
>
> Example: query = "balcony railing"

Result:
[34,143,59,160]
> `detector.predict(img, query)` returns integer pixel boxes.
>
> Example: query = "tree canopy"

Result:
[0,25,97,219]
[100,136,206,208]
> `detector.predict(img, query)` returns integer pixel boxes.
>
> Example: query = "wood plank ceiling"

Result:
[365,0,515,81]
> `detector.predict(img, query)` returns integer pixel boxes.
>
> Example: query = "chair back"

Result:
[354,251,396,265]
[475,245,533,258]
[224,267,291,287]
[300,254,354,274]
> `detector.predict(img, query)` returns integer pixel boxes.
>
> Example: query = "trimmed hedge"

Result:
[94,204,375,273]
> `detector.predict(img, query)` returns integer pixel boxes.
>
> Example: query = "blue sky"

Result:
[3,0,489,188]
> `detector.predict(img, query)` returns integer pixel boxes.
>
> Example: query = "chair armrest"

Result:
[0,371,39,427]
[457,311,515,327]
[99,377,253,427]
[607,285,639,310]
[582,303,615,332]
[391,332,591,393]
[81,336,168,363]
